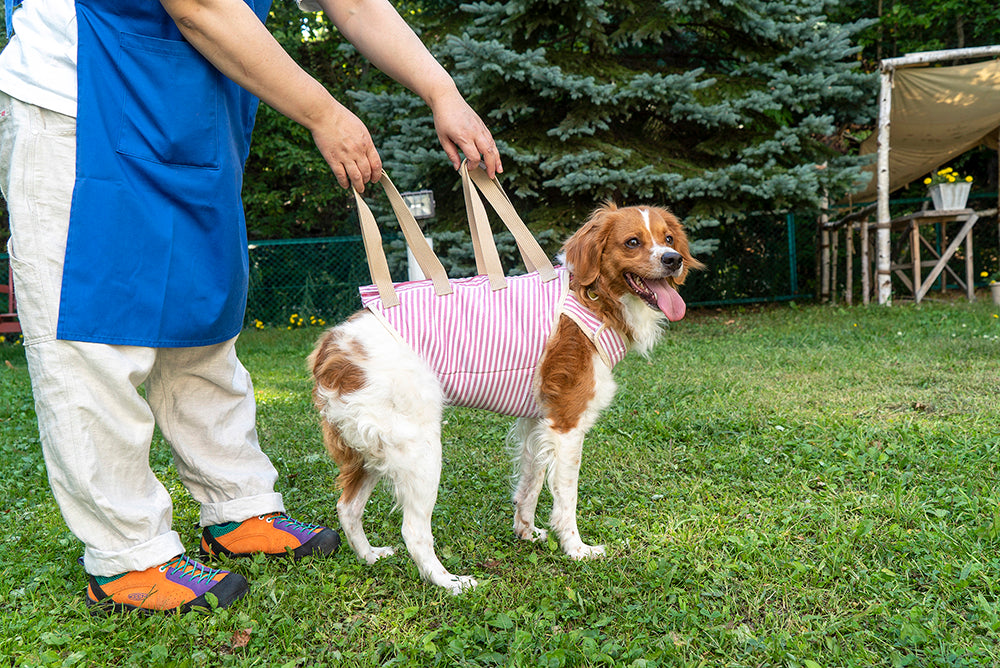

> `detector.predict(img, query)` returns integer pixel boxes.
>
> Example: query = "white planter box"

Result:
[928,182,971,210]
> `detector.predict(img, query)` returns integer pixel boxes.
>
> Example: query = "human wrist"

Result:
[419,77,462,110]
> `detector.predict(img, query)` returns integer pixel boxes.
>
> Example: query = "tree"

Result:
[351,0,878,239]
[830,0,1000,66]
[242,3,401,238]
[828,0,1000,197]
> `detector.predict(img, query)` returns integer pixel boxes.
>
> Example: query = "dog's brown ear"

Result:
[563,206,613,286]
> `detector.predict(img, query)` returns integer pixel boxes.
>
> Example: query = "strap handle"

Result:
[353,171,452,307]
[354,165,555,306]
[461,161,557,290]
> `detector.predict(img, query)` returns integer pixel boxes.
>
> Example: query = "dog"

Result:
[308,202,702,592]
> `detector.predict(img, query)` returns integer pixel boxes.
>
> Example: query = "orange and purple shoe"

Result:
[200,512,340,560]
[85,555,249,615]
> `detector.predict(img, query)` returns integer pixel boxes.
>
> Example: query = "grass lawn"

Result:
[1,297,999,667]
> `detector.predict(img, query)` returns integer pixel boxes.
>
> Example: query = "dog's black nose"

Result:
[661,252,682,272]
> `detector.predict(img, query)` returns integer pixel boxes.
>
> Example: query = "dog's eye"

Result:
[664,235,674,245]
[625,237,641,249]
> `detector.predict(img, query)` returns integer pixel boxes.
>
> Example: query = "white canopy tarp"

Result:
[852,57,1000,202]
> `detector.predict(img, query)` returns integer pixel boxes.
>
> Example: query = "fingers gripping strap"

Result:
[463,162,557,284]
[354,164,552,306]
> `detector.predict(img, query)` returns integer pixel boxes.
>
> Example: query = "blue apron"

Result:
[8,0,271,346]
[4,0,20,36]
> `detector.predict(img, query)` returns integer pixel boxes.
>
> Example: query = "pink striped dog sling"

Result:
[359,267,628,418]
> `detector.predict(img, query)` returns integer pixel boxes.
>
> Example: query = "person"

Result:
[0,0,502,614]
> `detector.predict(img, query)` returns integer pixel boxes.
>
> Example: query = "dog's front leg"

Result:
[548,426,605,559]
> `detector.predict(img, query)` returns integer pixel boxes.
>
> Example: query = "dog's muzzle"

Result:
[661,251,683,274]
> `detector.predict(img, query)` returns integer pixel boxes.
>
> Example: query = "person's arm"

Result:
[159,0,500,192]
[312,0,501,177]
[161,0,380,190]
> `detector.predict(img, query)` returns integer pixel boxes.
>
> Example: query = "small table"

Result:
[880,209,979,303]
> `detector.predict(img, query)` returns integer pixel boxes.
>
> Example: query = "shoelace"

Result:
[262,513,322,533]
[160,555,223,584]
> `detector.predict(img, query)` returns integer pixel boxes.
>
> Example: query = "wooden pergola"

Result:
[822,45,1000,305]
[874,45,1000,304]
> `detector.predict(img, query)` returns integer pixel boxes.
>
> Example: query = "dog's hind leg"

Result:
[337,470,395,564]
[510,418,551,542]
[322,421,396,564]
[388,435,478,594]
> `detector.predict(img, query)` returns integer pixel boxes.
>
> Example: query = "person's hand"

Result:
[431,92,503,179]
[309,100,383,192]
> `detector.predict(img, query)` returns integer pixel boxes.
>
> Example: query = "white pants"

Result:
[0,92,284,577]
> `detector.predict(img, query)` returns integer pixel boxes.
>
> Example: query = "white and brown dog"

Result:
[309,202,702,592]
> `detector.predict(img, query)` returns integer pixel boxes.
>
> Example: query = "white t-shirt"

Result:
[0,0,321,118]
[0,0,78,117]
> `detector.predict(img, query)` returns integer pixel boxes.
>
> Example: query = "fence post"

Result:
[787,213,798,297]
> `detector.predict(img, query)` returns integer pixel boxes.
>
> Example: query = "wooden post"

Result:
[831,228,840,303]
[966,220,975,301]
[820,227,830,302]
[819,192,830,303]
[876,66,893,305]
[939,223,948,293]
[846,223,854,305]
[861,216,870,304]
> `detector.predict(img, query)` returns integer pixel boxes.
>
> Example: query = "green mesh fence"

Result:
[1,254,10,312]
[245,236,372,328]
[245,212,817,328]
[680,212,814,306]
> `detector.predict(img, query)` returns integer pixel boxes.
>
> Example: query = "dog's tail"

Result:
[320,420,367,502]
[309,329,369,502]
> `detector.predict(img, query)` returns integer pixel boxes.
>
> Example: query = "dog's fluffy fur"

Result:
[308,203,702,592]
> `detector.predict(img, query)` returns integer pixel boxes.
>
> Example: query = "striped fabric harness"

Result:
[360,267,628,418]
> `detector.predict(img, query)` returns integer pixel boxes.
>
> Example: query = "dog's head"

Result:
[562,202,704,329]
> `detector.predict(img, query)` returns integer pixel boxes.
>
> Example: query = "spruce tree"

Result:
[351,0,877,236]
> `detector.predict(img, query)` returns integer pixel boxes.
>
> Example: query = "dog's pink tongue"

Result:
[649,279,686,321]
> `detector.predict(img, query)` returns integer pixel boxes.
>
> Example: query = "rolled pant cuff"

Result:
[199,492,285,527]
[83,530,186,578]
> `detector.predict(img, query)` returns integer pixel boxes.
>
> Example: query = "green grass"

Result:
[2,298,1000,667]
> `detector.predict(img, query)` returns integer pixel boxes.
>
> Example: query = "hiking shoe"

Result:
[85,555,249,615]
[200,513,340,560]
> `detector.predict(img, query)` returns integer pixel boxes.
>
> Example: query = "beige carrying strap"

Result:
[353,171,452,308]
[461,161,557,290]
[355,165,555,306]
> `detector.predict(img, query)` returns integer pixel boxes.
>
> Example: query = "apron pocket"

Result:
[116,32,220,169]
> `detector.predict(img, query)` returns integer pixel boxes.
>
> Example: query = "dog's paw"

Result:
[363,546,396,564]
[567,543,606,560]
[444,575,478,595]
[514,525,548,543]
